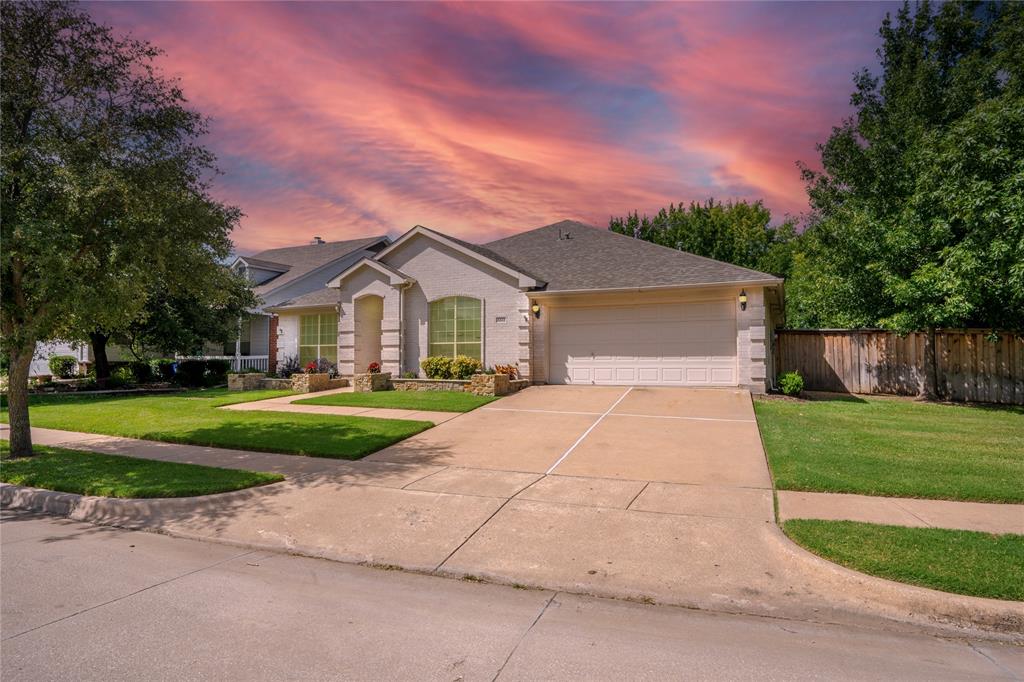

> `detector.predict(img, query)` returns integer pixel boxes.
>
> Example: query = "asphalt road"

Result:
[2,510,1021,681]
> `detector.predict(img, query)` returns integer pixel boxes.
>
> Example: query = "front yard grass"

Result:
[0,389,432,460]
[754,396,1024,503]
[783,519,1024,601]
[295,390,497,412]
[0,441,283,498]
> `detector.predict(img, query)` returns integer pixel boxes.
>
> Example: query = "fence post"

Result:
[922,328,938,399]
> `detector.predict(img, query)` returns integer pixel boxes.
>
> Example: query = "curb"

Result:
[4,483,1022,642]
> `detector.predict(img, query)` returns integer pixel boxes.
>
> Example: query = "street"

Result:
[2,510,1021,681]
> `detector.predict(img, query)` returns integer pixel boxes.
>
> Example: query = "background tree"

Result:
[790,0,1024,331]
[609,199,798,277]
[1,1,245,456]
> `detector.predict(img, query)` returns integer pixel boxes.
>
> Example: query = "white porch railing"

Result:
[178,355,270,372]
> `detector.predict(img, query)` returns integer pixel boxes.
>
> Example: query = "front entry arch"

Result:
[353,295,384,373]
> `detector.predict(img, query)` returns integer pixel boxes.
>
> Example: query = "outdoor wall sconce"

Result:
[531,302,541,318]
[739,290,748,311]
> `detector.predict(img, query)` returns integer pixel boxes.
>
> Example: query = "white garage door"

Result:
[549,301,737,386]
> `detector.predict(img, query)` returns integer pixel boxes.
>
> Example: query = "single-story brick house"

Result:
[258,220,782,393]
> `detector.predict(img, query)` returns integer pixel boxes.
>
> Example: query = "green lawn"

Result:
[0,389,432,459]
[754,396,1024,503]
[1,442,283,498]
[295,390,497,412]
[784,519,1024,601]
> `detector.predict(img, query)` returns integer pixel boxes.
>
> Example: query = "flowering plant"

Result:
[367,362,381,374]
[304,361,318,374]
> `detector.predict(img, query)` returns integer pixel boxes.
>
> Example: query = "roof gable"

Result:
[375,225,541,289]
[326,257,413,288]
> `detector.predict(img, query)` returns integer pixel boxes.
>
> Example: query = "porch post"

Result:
[235,317,242,372]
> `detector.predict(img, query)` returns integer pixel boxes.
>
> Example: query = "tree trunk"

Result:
[6,343,34,457]
[90,331,111,384]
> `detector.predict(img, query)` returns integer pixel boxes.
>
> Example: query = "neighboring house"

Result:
[322,220,782,393]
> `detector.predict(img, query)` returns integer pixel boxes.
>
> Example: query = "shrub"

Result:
[107,365,135,388]
[778,371,804,397]
[152,359,176,381]
[401,371,418,379]
[451,355,483,380]
[129,361,154,384]
[48,355,78,379]
[175,360,208,387]
[421,356,454,379]
[367,361,381,374]
[494,363,518,379]
[277,355,301,378]
[205,359,231,382]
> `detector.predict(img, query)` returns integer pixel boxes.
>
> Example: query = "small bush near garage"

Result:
[494,363,518,379]
[778,371,804,397]
[421,356,454,379]
[48,355,78,378]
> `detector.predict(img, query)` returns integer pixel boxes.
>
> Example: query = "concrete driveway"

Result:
[366,385,772,519]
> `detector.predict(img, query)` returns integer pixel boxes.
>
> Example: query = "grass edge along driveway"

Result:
[295,389,497,412]
[1,441,283,498]
[783,519,1024,601]
[754,395,1024,503]
[1,389,432,460]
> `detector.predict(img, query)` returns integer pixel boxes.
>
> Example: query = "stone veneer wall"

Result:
[391,378,468,392]
[290,373,349,393]
[736,286,768,394]
[353,372,392,392]
[227,373,266,391]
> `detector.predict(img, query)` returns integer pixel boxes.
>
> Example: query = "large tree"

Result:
[790,0,1024,331]
[609,199,798,277]
[1,1,244,456]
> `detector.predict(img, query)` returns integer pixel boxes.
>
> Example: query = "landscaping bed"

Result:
[754,395,1024,503]
[0,442,283,498]
[296,390,497,412]
[1,389,432,460]
[784,519,1024,601]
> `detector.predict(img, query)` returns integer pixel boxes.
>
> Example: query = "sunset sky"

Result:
[88,1,896,253]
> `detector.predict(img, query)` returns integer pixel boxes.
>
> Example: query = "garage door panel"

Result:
[550,301,737,387]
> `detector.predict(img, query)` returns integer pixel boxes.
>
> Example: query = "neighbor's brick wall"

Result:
[268,315,279,375]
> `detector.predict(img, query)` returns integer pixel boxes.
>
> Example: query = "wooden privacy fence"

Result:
[775,329,1024,405]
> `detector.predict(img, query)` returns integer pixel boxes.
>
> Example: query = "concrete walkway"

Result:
[778,490,1024,535]
[220,388,461,423]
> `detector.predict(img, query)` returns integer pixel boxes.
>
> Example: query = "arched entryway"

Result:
[353,295,384,373]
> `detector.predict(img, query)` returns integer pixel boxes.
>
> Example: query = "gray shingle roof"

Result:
[247,236,388,296]
[484,220,779,292]
[267,287,340,310]
[238,256,290,272]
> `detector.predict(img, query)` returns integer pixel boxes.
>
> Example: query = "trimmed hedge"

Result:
[48,355,78,379]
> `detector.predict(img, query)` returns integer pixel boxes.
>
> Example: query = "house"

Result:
[306,220,782,393]
[221,235,391,373]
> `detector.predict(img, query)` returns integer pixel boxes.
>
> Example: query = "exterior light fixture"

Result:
[531,302,541,318]
[739,290,748,311]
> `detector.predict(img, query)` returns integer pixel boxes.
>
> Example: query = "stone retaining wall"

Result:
[392,378,469,392]
[290,373,348,393]
[228,373,266,391]
[353,372,393,392]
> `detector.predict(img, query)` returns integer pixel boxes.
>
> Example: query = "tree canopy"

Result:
[609,199,798,278]
[790,0,1024,331]
[1,1,250,455]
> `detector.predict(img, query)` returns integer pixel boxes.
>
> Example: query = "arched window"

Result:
[429,297,481,360]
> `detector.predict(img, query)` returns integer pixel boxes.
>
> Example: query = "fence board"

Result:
[775,329,1024,405]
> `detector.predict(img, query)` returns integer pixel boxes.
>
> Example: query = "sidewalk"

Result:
[220,389,461,424]
[778,490,1024,535]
